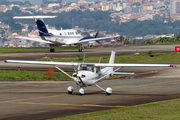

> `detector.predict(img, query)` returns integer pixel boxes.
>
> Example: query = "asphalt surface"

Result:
[0,45,180,120]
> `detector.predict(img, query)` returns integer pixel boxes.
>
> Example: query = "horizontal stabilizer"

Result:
[16,36,53,44]
[13,16,57,19]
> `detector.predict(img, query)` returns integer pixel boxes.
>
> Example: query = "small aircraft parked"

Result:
[13,16,118,52]
[5,51,177,95]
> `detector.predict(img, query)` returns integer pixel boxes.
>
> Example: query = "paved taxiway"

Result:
[0,44,178,61]
[0,45,180,120]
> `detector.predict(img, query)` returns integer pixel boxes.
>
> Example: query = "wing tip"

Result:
[170,64,177,67]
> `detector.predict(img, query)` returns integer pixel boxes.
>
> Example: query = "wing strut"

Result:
[94,67,121,83]
[95,84,106,92]
[55,66,73,79]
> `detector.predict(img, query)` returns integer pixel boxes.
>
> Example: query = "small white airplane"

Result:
[13,16,118,52]
[5,51,177,95]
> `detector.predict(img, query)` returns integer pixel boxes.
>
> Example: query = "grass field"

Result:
[56,99,180,120]
[38,52,180,63]
[0,46,79,53]
[0,70,73,81]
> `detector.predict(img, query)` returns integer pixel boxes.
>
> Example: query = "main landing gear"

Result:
[50,48,55,52]
[79,46,84,52]
[67,85,112,95]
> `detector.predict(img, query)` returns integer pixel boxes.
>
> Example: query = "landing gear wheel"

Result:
[79,88,84,95]
[68,91,73,94]
[106,87,112,95]
[78,47,84,52]
[67,86,74,94]
[106,93,111,95]
[50,48,55,52]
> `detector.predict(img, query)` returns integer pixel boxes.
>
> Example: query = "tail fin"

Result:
[13,16,56,36]
[109,51,116,64]
[36,19,49,36]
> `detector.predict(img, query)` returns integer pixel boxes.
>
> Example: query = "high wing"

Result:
[94,63,176,67]
[13,16,57,19]
[16,36,53,44]
[4,60,176,67]
[5,60,79,66]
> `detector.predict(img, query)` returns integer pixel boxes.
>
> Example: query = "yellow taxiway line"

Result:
[0,78,180,108]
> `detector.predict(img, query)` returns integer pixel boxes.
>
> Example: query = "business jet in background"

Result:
[5,51,177,95]
[13,16,118,52]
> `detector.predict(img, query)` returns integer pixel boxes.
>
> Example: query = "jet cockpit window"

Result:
[80,64,94,72]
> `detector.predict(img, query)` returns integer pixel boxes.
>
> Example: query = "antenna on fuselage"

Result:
[83,54,85,63]
[98,56,102,63]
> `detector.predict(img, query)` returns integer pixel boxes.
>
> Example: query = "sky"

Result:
[8,0,103,4]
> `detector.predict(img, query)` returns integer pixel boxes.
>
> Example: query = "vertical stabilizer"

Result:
[13,16,56,36]
[36,18,49,36]
[109,51,116,64]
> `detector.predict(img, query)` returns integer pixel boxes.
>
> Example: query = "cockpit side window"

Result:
[80,64,94,72]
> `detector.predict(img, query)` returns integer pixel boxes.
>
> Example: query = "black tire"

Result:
[50,48,55,52]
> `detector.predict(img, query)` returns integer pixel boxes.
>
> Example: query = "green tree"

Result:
[24,1,31,6]
[1,30,5,37]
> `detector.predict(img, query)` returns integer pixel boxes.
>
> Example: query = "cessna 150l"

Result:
[5,51,177,95]
[13,16,118,52]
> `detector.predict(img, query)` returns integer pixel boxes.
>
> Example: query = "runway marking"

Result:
[116,79,180,90]
[0,85,21,94]
[0,79,180,108]
[3,101,126,108]
[0,94,68,103]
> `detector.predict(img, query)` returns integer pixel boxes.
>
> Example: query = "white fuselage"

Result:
[44,29,83,45]
[72,67,113,87]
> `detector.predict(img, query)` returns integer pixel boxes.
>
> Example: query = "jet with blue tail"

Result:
[14,16,118,52]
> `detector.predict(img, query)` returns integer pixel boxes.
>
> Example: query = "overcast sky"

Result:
[8,0,102,4]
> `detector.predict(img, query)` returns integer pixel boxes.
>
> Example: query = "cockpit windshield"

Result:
[79,64,94,72]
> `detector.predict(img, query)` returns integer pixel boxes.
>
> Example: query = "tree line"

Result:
[1,6,180,38]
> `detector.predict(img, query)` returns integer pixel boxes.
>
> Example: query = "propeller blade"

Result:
[95,31,99,38]
[96,40,102,45]
[78,77,85,87]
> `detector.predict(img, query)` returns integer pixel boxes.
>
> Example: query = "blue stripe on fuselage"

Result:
[79,36,94,42]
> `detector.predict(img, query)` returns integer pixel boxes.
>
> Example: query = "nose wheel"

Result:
[79,88,85,95]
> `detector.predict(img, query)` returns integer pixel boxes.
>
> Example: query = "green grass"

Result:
[38,52,180,63]
[56,99,180,120]
[0,70,73,81]
[0,46,79,53]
